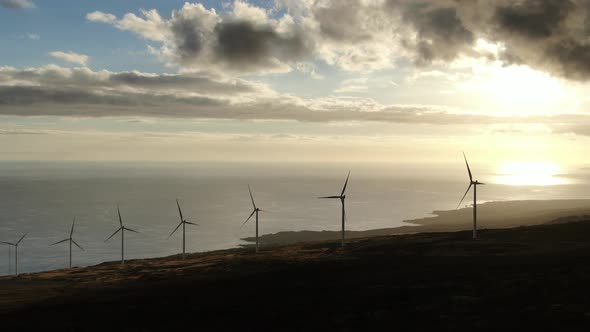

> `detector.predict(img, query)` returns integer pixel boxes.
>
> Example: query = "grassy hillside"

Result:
[3,218,590,330]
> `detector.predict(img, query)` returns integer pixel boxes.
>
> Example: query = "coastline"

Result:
[242,199,590,245]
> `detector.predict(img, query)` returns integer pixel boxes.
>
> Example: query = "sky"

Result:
[1,0,590,175]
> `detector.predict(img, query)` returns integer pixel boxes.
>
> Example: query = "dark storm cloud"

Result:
[399,3,475,65]
[310,0,590,79]
[170,14,204,63]
[385,0,590,79]
[486,0,590,79]
[493,0,573,40]
[213,20,313,69]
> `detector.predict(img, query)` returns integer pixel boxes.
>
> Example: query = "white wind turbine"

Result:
[457,153,485,239]
[168,198,198,259]
[51,217,84,268]
[319,171,350,247]
[105,205,139,265]
[1,232,28,276]
[241,185,264,253]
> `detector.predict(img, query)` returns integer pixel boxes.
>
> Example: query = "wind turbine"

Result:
[457,152,485,239]
[7,245,11,275]
[1,232,28,276]
[241,185,263,253]
[51,217,84,268]
[168,198,198,259]
[105,205,139,265]
[319,171,350,247]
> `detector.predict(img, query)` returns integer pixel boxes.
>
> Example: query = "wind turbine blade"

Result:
[318,196,341,199]
[456,184,473,210]
[16,232,28,245]
[0,241,15,246]
[341,171,350,196]
[105,228,122,242]
[72,239,84,251]
[185,221,199,226]
[176,198,184,223]
[168,222,183,239]
[124,227,139,234]
[50,239,69,246]
[70,217,76,237]
[117,205,123,227]
[248,185,256,210]
[478,182,486,185]
[241,209,256,228]
[463,152,473,182]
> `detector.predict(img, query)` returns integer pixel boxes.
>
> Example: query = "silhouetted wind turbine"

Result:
[105,205,139,265]
[51,217,84,268]
[7,246,11,275]
[1,232,28,275]
[457,153,485,239]
[241,185,263,253]
[319,171,350,247]
[168,198,198,259]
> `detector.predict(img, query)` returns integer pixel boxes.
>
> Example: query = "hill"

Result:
[3,218,590,330]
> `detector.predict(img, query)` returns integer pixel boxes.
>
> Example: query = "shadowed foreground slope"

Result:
[3,220,590,331]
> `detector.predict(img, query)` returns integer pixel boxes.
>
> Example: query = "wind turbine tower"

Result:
[319,171,350,247]
[457,153,485,239]
[51,217,84,268]
[105,205,139,265]
[241,185,263,253]
[1,232,28,276]
[168,198,198,259]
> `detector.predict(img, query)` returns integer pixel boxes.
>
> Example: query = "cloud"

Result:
[87,2,312,74]
[3,65,590,128]
[213,20,313,71]
[278,0,590,80]
[334,77,369,94]
[90,1,590,78]
[1,64,589,128]
[86,0,590,79]
[0,0,34,9]
[26,33,40,40]
[49,51,90,66]
[0,65,275,117]
[0,128,51,135]
[86,11,117,24]
[390,0,590,80]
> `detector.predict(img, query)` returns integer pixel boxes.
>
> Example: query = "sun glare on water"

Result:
[495,162,565,186]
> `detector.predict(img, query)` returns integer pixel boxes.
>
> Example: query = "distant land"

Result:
[243,199,590,246]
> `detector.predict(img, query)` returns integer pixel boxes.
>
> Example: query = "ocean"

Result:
[1,161,589,275]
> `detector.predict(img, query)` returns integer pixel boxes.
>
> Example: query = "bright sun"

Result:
[476,65,572,116]
[495,161,565,186]
[456,41,578,116]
